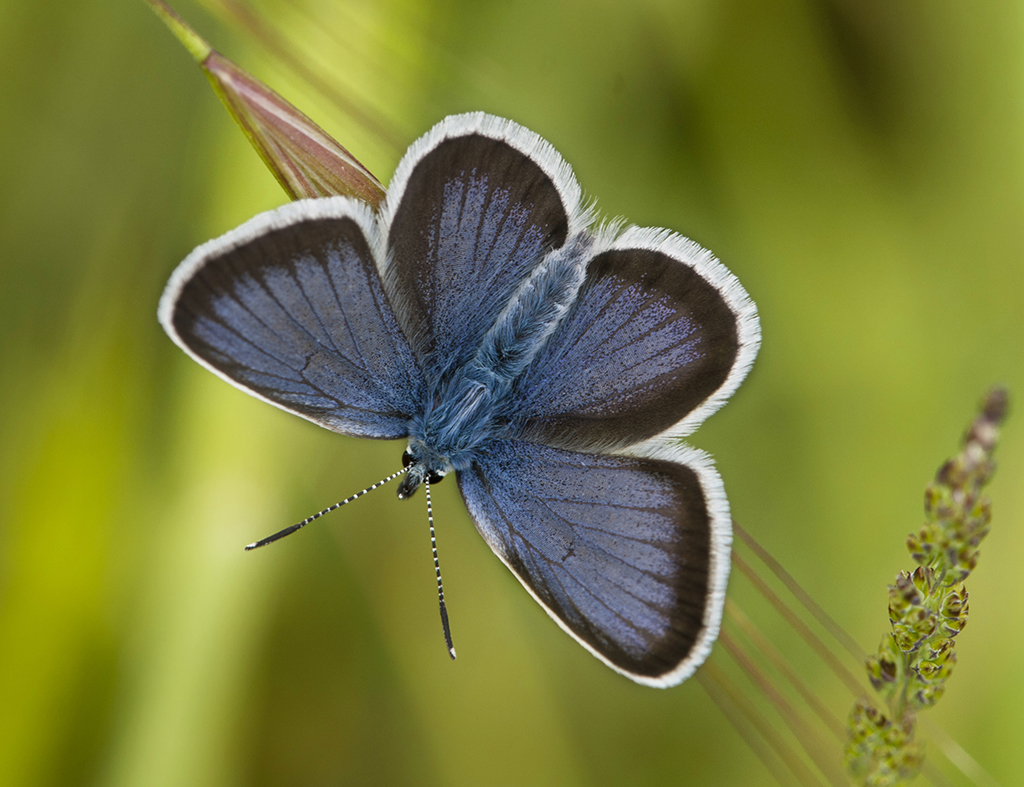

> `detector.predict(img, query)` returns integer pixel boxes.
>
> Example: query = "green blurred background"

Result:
[1,0,1022,784]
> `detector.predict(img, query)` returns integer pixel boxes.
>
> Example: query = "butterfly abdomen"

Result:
[472,236,591,384]
[407,235,592,472]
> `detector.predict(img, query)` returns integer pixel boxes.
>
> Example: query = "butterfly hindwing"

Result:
[159,199,423,439]
[381,113,587,383]
[513,227,760,452]
[457,439,730,686]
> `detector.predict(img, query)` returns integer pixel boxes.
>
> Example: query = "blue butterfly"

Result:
[158,113,760,687]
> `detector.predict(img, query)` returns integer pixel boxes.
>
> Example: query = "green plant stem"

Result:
[726,600,846,739]
[699,663,822,787]
[144,0,212,61]
[199,0,402,149]
[732,550,867,697]
[734,522,867,663]
[719,630,849,787]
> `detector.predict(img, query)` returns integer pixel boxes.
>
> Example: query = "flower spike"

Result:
[145,0,386,205]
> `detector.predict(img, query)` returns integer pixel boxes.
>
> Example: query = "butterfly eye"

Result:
[427,469,446,485]
[402,449,414,468]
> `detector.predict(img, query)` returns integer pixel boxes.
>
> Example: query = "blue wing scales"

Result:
[457,439,730,685]
[514,228,759,451]
[159,199,423,439]
[381,114,586,384]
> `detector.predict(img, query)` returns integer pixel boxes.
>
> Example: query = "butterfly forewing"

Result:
[159,200,423,439]
[514,230,758,452]
[457,439,729,686]
[382,114,583,383]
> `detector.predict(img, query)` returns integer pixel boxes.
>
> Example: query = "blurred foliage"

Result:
[0,1,1021,786]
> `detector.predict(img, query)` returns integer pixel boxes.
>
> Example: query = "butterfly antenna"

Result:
[425,478,456,660]
[244,467,407,551]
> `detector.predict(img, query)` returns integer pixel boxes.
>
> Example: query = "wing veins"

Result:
[261,268,371,377]
[321,256,379,378]
[191,271,324,375]
[507,494,674,605]
[221,366,406,418]
[221,257,338,369]
[219,358,394,415]
[544,553,658,640]
[190,300,396,415]
[582,334,702,386]
[469,172,496,281]
[531,277,636,378]
[292,260,347,360]
[598,295,700,359]
[188,300,307,376]
[476,184,537,300]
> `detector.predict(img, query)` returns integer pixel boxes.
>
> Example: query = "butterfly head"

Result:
[397,444,450,499]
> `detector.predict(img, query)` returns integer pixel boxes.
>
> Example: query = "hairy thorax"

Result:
[398,236,592,497]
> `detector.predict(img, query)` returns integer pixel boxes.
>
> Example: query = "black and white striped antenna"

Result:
[425,478,456,660]
[244,467,407,551]
[243,466,456,661]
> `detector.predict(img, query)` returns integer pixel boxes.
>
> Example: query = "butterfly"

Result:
[158,112,760,687]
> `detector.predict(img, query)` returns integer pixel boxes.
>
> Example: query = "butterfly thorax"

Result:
[398,236,592,498]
